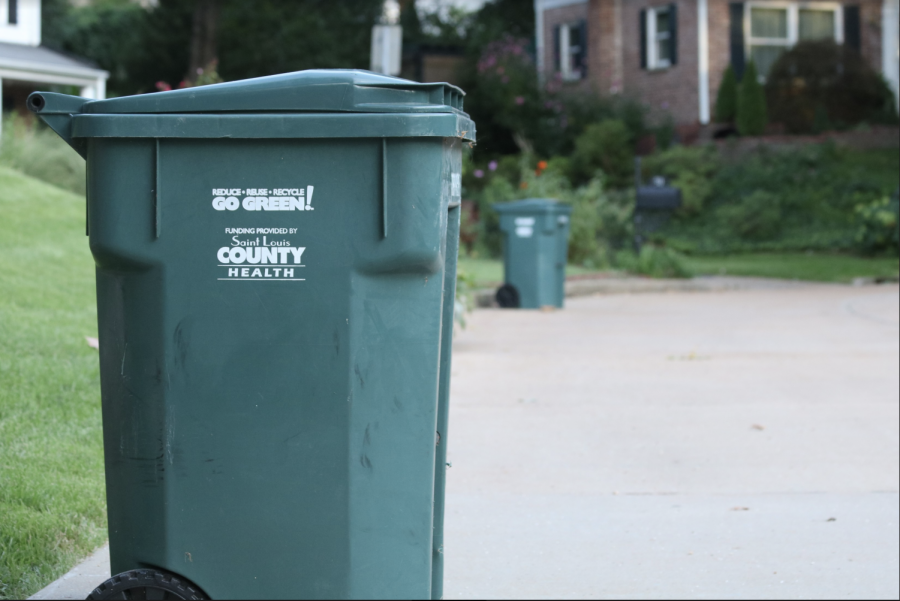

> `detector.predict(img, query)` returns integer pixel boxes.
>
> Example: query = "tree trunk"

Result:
[187,0,220,83]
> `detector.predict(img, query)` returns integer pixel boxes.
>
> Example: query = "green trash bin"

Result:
[494,199,572,309]
[28,70,474,600]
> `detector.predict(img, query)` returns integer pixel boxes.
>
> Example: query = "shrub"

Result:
[714,65,739,123]
[766,40,899,134]
[570,120,634,188]
[544,156,573,181]
[737,61,768,136]
[641,145,720,214]
[0,116,85,195]
[854,193,899,255]
[616,246,692,279]
[537,89,649,158]
[471,175,518,257]
[717,190,783,241]
[468,36,552,155]
[565,178,604,266]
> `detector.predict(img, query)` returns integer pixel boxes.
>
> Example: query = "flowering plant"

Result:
[473,36,552,153]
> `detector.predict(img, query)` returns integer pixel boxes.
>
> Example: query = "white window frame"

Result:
[558,21,585,81]
[745,1,843,78]
[646,6,673,71]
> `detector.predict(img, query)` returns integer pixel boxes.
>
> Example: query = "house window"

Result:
[747,2,842,78]
[649,7,673,68]
[554,21,587,81]
[641,5,678,71]
[8,0,18,25]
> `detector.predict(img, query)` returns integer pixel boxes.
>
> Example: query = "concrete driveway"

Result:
[31,282,899,600]
[444,283,899,600]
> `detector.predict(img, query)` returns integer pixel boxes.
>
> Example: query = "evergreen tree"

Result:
[714,65,738,123]
[737,61,768,136]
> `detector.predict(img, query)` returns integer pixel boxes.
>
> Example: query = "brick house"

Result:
[534,0,900,128]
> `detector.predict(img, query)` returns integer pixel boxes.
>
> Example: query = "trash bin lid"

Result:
[494,198,572,214]
[84,69,467,116]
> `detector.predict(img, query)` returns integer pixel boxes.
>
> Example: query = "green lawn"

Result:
[0,167,106,600]
[460,253,899,286]
[458,256,600,287]
[684,252,900,283]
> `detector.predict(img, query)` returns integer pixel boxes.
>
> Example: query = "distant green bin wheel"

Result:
[495,283,520,308]
[86,569,208,600]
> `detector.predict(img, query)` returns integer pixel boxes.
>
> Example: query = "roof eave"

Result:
[0,56,109,80]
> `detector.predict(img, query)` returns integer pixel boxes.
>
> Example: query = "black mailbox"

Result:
[636,182,682,210]
[633,175,682,253]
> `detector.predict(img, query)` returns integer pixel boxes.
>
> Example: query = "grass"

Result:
[0,166,106,600]
[0,116,86,196]
[684,252,900,283]
[460,252,899,285]
[458,256,600,287]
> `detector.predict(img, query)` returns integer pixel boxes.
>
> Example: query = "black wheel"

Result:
[495,283,520,308]
[86,569,208,600]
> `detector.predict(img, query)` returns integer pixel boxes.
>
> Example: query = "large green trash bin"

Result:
[28,70,475,600]
[494,199,571,309]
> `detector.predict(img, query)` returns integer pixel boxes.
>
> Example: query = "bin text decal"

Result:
[212,187,315,211]
[212,188,312,282]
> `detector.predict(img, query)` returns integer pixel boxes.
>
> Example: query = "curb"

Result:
[28,544,110,600]
[472,275,824,308]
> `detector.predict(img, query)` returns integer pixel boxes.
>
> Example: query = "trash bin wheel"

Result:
[495,284,520,308]
[86,569,208,600]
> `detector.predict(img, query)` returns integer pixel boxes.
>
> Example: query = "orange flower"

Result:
[537,160,548,170]
[520,182,529,189]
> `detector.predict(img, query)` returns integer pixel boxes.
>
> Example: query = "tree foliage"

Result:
[736,61,767,136]
[217,0,382,82]
[766,40,899,134]
[714,65,738,123]
[41,0,382,97]
[570,120,634,188]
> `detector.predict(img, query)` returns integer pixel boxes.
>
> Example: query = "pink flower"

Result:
[515,96,525,105]
[474,169,485,178]
[488,160,498,171]
[155,81,172,92]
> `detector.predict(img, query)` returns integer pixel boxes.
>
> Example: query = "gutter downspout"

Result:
[698,0,711,123]
[614,0,624,93]
[536,0,546,85]
[884,0,900,111]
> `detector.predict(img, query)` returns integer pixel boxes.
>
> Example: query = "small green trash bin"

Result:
[28,70,475,600]
[494,199,572,309]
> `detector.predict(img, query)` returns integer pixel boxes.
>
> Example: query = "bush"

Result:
[658,145,897,254]
[471,175,518,257]
[0,116,85,195]
[714,65,738,123]
[766,40,899,134]
[468,36,552,155]
[717,190,783,241]
[565,178,604,266]
[737,61,768,136]
[570,120,634,188]
[537,89,648,158]
[854,193,899,255]
[616,246,692,279]
[641,145,719,214]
